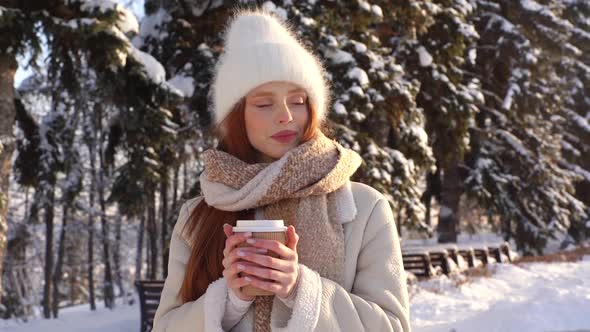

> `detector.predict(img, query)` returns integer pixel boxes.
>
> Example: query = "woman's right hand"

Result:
[222,224,267,301]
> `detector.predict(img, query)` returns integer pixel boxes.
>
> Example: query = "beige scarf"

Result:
[199,131,362,331]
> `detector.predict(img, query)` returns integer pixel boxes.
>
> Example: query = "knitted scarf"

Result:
[199,131,362,332]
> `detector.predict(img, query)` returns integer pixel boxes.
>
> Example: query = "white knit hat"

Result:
[210,9,330,126]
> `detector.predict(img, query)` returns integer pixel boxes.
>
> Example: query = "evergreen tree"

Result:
[465,0,589,254]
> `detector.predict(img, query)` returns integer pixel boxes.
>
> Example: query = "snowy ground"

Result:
[2,257,590,332]
[411,256,590,332]
[0,297,137,332]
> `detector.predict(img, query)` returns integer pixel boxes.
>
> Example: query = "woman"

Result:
[153,8,410,332]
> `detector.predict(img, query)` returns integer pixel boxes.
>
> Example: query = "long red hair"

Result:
[178,97,329,303]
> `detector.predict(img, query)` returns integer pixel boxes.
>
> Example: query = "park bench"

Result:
[402,242,514,280]
[135,280,165,332]
[401,251,438,278]
[425,249,452,275]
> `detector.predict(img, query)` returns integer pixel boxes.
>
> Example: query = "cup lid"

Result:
[233,219,287,232]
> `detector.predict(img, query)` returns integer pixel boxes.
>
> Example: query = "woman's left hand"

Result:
[236,225,300,299]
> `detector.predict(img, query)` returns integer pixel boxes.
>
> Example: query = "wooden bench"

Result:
[135,280,165,332]
[487,242,512,263]
[457,248,482,268]
[426,250,452,275]
[402,252,437,278]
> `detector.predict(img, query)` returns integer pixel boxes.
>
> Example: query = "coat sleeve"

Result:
[152,200,231,332]
[270,198,411,332]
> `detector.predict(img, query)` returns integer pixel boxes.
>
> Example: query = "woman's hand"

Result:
[222,224,269,301]
[233,225,300,299]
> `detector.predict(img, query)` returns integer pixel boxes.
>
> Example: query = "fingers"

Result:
[223,224,233,237]
[222,246,268,269]
[234,250,294,273]
[223,230,252,257]
[237,262,292,284]
[244,237,296,260]
[227,275,251,290]
[243,275,283,295]
[223,260,258,280]
[286,225,300,251]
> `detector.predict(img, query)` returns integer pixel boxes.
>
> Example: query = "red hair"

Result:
[178,97,328,303]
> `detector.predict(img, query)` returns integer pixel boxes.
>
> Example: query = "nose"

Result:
[274,100,293,124]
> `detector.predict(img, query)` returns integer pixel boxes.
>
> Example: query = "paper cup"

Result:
[233,220,287,296]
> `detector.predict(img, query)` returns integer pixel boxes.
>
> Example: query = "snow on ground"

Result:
[0,297,138,332]
[411,257,590,332]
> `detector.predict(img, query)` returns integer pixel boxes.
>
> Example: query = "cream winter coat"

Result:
[153,181,411,332]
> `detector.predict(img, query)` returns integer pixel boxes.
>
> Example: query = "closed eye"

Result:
[256,104,272,108]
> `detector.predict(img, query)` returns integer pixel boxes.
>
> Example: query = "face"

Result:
[244,81,310,163]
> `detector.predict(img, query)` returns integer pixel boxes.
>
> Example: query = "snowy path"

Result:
[411,257,590,332]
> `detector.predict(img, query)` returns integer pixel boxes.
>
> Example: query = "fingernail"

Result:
[244,232,252,237]
[257,248,268,253]
[247,238,256,244]
[245,276,252,281]
[238,250,246,257]
[237,264,245,270]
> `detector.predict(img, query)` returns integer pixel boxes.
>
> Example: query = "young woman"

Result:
[153,9,410,332]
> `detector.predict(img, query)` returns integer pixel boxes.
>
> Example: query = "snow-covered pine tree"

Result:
[555,0,590,242]
[393,0,482,242]
[2,0,179,317]
[464,0,589,254]
[285,0,436,232]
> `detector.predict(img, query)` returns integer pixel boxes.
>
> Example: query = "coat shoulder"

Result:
[350,181,387,207]
[173,196,205,244]
[349,181,390,228]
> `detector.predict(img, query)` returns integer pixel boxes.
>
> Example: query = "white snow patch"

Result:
[417,46,433,67]
[300,16,316,26]
[347,67,369,86]
[167,74,195,97]
[333,102,347,115]
[351,40,368,54]
[357,0,371,12]
[262,1,288,21]
[351,111,366,122]
[371,5,383,17]
[324,49,355,64]
[78,0,138,34]
[129,48,166,84]
[410,260,590,332]
[349,85,365,97]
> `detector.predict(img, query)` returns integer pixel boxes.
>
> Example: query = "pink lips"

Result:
[271,130,297,143]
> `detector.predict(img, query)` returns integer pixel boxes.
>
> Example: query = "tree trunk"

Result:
[86,136,97,311]
[437,164,462,243]
[0,54,17,304]
[51,204,70,318]
[182,161,188,196]
[66,217,84,307]
[172,165,179,212]
[3,223,30,318]
[135,214,144,281]
[161,170,169,278]
[113,214,124,297]
[147,191,158,280]
[42,183,55,319]
[97,105,114,309]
